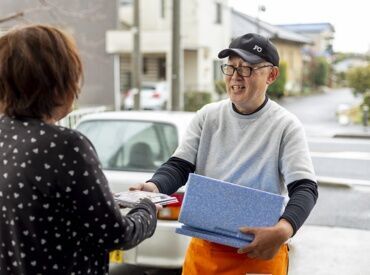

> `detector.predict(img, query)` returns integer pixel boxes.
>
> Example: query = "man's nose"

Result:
[231,69,243,80]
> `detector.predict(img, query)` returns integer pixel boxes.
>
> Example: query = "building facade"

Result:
[277,23,335,59]
[0,0,118,109]
[106,0,231,102]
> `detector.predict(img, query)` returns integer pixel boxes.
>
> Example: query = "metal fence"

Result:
[57,106,107,128]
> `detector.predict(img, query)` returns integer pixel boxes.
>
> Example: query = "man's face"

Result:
[224,56,277,114]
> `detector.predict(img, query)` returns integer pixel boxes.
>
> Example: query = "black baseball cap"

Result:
[218,33,279,67]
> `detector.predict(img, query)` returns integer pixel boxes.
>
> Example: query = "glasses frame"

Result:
[220,64,273,77]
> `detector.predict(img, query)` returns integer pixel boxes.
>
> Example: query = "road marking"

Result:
[309,137,370,145]
[311,151,370,160]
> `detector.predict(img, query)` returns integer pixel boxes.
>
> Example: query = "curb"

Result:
[317,176,370,188]
[333,133,370,139]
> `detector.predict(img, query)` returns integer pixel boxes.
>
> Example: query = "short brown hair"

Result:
[0,24,83,119]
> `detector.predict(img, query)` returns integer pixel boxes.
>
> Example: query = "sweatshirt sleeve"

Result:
[148,157,195,194]
[280,179,318,235]
[58,131,157,251]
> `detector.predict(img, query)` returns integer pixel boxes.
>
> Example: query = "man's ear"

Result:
[267,67,279,85]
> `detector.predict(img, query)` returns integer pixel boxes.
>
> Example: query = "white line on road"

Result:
[311,151,370,160]
[309,137,370,145]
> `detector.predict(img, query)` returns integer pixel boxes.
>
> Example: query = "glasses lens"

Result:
[221,65,230,75]
[237,67,251,76]
[223,65,236,75]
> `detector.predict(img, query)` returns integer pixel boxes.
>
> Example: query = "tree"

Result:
[346,65,370,95]
[308,57,329,88]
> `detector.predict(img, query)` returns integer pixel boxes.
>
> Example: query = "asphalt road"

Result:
[279,87,365,138]
[308,137,370,182]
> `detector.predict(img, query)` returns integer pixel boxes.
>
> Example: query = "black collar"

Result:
[232,96,269,115]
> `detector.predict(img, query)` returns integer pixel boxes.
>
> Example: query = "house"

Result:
[106,0,231,102]
[231,10,312,94]
[0,0,118,109]
[277,23,335,59]
[334,57,369,73]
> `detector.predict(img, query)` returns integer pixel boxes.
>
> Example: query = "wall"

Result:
[113,0,231,100]
[275,41,305,93]
[0,0,118,108]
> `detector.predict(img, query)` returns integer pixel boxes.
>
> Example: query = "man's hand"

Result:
[237,219,293,260]
[129,181,160,193]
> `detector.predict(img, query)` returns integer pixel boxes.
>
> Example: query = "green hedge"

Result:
[184,91,212,112]
[308,57,329,88]
[214,79,227,99]
[268,61,287,98]
[347,65,370,95]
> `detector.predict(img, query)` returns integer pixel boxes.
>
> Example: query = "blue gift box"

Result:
[175,173,284,248]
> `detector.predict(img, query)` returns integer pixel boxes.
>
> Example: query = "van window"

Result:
[76,120,178,172]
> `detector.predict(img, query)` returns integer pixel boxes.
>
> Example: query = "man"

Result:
[131,33,318,275]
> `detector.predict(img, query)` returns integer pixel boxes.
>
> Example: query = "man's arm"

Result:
[130,157,195,195]
[281,178,319,235]
[149,157,195,194]
[238,178,318,259]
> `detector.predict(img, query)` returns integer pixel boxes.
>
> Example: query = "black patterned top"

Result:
[0,115,157,275]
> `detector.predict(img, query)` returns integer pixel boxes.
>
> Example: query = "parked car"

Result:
[123,82,169,110]
[75,111,195,269]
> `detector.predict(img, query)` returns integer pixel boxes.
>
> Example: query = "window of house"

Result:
[158,58,166,80]
[119,0,133,6]
[143,57,148,74]
[160,0,165,18]
[215,3,222,24]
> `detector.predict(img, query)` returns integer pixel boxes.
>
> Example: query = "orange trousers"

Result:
[182,238,289,275]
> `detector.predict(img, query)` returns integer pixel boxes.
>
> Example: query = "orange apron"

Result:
[182,238,289,275]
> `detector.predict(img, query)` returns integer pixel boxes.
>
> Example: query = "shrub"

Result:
[346,65,370,95]
[184,91,212,112]
[214,79,227,99]
[268,61,287,99]
[363,91,370,107]
[308,57,329,87]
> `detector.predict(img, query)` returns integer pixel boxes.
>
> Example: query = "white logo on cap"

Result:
[253,45,263,53]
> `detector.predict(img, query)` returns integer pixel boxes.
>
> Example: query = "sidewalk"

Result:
[289,225,370,275]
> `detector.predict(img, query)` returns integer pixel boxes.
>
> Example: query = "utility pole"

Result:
[133,0,141,110]
[256,5,266,34]
[171,0,181,111]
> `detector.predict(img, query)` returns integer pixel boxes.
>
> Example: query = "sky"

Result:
[229,0,369,54]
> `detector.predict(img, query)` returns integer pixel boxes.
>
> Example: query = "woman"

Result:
[0,24,157,275]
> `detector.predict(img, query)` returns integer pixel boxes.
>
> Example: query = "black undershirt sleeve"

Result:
[280,179,319,236]
[148,157,318,236]
[148,157,195,195]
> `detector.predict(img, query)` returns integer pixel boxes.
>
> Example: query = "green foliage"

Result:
[346,65,370,95]
[308,57,329,87]
[214,79,226,98]
[268,61,287,98]
[363,91,370,107]
[184,91,212,112]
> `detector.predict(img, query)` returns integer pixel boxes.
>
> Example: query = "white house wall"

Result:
[108,0,231,99]
[184,50,199,91]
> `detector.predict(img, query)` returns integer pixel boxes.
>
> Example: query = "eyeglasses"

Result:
[220,64,273,77]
